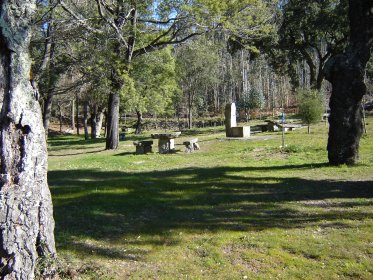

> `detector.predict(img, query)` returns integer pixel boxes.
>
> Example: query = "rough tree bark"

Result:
[0,0,56,278]
[90,104,104,139]
[90,104,97,139]
[76,93,80,135]
[187,89,194,129]
[43,90,53,135]
[95,109,104,138]
[83,101,89,140]
[71,99,75,130]
[87,105,104,139]
[56,102,63,133]
[324,0,373,165]
[105,3,137,149]
[135,110,143,135]
[105,93,120,148]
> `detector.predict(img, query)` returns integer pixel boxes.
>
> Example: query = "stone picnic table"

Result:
[151,131,181,154]
[265,120,302,132]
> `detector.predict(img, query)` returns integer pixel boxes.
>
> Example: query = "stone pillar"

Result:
[225,103,237,137]
[159,138,175,154]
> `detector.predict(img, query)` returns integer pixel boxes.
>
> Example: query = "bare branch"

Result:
[95,0,129,48]
[58,0,104,34]
[100,0,115,16]
[33,2,59,24]
[137,17,179,25]
[133,32,205,58]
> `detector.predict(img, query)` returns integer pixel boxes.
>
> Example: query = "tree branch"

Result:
[95,0,129,48]
[58,0,104,34]
[137,17,179,25]
[133,32,205,58]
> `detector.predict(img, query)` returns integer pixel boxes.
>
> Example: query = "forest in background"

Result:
[1,1,373,278]
[30,0,373,138]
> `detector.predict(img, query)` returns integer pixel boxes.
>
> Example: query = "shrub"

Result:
[298,89,324,134]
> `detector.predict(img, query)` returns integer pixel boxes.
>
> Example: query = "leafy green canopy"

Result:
[273,0,348,89]
[176,37,220,89]
[124,47,179,116]
[194,0,278,54]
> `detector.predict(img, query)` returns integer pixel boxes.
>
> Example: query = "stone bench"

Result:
[254,124,268,132]
[230,126,250,138]
[183,138,200,153]
[266,120,302,132]
[282,124,302,131]
[133,140,153,154]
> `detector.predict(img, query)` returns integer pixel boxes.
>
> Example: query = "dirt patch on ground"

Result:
[222,244,267,274]
[48,124,76,136]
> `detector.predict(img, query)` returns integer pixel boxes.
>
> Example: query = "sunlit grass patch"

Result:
[48,118,373,279]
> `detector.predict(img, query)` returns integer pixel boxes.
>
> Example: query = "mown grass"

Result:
[47,116,373,279]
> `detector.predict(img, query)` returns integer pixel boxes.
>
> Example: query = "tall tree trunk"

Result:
[30,7,53,103]
[105,2,136,149]
[103,111,107,138]
[90,105,104,139]
[0,1,56,279]
[316,59,325,91]
[71,98,75,130]
[188,108,192,129]
[95,108,104,138]
[76,93,80,135]
[83,101,89,140]
[41,67,57,138]
[58,103,63,133]
[40,24,56,138]
[324,0,373,165]
[43,89,54,137]
[188,90,193,129]
[135,110,143,134]
[300,50,317,89]
[105,93,120,149]
[91,104,97,139]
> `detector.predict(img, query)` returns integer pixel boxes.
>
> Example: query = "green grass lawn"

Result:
[47,118,373,279]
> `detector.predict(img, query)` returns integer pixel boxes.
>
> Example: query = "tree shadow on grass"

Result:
[180,128,225,137]
[48,137,106,151]
[49,164,373,260]
[49,149,106,157]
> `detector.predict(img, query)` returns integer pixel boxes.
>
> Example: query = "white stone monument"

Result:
[225,102,251,138]
[225,103,237,137]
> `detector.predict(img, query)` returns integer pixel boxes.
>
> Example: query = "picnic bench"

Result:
[151,132,181,154]
[255,123,269,132]
[133,140,153,154]
[183,138,200,153]
[266,120,302,132]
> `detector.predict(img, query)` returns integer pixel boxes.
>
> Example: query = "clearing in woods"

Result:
[47,118,373,279]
